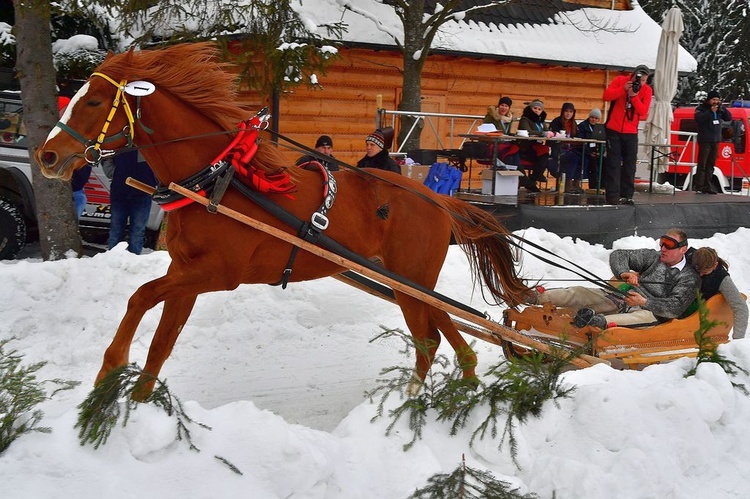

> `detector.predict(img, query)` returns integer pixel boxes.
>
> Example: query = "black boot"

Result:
[692,168,705,192]
[699,166,717,194]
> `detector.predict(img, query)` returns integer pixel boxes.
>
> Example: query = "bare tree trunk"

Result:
[13,0,82,259]
[397,1,426,153]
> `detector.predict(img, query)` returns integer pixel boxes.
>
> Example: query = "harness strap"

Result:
[207,166,235,214]
[279,161,337,288]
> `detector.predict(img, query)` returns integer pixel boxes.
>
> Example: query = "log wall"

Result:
[238,47,623,166]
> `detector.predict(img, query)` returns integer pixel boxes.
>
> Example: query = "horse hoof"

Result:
[406,372,423,397]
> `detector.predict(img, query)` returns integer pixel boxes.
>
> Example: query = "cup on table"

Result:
[556,131,567,138]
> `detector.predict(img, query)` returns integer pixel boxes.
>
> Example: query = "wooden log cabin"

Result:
[236,0,696,173]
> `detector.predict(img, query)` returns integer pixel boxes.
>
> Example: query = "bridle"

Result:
[55,72,153,164]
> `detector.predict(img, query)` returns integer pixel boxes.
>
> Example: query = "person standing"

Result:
[356,129,401,174]
[103,150,157,255]
[602,65,653,205]
[295,134,339,171]
[693,91,731,194]
[71,164,91,218]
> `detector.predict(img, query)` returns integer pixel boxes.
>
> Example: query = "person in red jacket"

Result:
[602,65,653,205]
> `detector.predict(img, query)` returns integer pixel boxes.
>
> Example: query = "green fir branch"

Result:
[75,363,211,452]
[0,339,79,454]
[407,454,539,499]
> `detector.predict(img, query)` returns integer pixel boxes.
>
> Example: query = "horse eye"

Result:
[86,100,102,107]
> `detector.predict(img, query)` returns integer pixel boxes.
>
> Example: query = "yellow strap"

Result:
[90,72,136,149]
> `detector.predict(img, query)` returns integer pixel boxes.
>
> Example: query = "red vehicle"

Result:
[663,101,750,194]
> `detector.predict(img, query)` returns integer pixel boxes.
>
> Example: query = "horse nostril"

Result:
[41,150,57,167]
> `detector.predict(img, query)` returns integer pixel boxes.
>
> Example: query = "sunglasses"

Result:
[659,235,687,250]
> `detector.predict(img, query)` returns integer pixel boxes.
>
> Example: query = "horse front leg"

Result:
[133,295,197,401]
[96,277,169,385]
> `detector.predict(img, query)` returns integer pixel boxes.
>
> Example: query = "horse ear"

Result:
[104,50,115,61]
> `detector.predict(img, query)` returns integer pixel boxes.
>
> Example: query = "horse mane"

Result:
[96,43,297,177]
[96,42,250,132]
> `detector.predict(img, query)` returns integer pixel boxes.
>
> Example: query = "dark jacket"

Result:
[295,154,339,171]
[104,150,157,200]
[356,148,401,174]
[609,248,700,321]
[694,103,732,143]
[71,164,92,192]
[517,106,548,137]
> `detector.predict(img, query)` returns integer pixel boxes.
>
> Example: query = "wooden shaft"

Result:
[167,181,594,369]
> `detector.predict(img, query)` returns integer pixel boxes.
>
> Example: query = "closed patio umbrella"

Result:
[644,7,684,176]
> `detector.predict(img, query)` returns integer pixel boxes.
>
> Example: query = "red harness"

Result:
[159,113,295,212]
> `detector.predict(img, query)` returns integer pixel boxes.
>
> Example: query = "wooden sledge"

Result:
[502,294,738,369]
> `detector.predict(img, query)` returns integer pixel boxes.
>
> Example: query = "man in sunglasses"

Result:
[530,229,699,329]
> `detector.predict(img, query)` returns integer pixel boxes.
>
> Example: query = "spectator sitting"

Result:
[483,96,515,134]
[356,129,402,174]
[548,102,579,191]
[517,99,555,193]
[574,108,603,190]
[295,134,339,171]
[688,246,748,339]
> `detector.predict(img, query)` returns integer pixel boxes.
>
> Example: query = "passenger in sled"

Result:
[526,229,699,330]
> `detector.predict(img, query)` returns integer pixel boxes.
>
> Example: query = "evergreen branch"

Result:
[75,363,211,451]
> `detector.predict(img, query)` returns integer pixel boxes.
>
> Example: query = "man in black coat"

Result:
[694,90,732,194]
[295,134,339,171]
[356,129,401,174]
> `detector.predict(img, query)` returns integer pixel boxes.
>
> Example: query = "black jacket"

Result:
[695,103,732,143]
[295,154,339,171]
[356,149,401,174]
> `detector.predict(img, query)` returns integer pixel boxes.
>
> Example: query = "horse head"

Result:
[36,43,251,185]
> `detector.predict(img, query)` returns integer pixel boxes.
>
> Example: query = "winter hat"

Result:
[561,102,575,113]
[706,90,721,101]
[365,130,385,149]
[633,65,651,77]
[498,96,513,107]
[589,108,602,119]
[530,99,544,110]
[315,135,333,148]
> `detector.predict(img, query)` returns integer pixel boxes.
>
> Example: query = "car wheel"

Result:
[0,197,26,260]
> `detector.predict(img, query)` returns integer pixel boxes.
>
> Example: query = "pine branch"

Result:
[75,364,211,451]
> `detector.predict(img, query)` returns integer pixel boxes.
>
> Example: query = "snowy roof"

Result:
[294,0,697,74]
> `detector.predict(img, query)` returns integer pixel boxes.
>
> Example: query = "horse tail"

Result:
[438,196,531,307]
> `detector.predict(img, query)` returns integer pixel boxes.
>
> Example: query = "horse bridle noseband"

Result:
[55,72,152,164]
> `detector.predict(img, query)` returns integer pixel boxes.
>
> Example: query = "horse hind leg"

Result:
[395,295,441,397]
[431,307,478,387]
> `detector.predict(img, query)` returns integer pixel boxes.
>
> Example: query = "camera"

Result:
[632,74,642,93]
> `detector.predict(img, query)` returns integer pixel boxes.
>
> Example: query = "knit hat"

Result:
[315,135,333,148]
[706,90,721,101]
[365,130,385,149]
[530,99,544,110]
[498,96,513,107]
[589,108,602,119]
[561,102,575,112]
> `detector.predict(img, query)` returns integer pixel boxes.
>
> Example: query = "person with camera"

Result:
[602,65,653,205]
[693,90,732,194]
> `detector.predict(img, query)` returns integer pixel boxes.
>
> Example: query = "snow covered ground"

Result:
[2,227,750,498]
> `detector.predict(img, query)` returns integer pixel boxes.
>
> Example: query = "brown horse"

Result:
[36,43,531,399]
